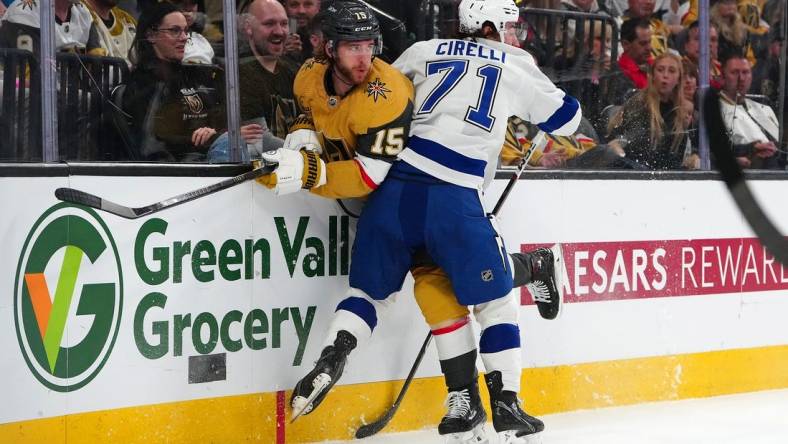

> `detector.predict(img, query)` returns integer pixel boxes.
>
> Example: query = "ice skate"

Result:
[485,371,543,444]
[290,330,356,421]
[525,244,564,320]
[438,381,489,444]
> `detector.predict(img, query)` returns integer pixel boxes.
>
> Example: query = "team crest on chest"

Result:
[20,0,37,10]
[366,78,390,102]
[181,88,204,114]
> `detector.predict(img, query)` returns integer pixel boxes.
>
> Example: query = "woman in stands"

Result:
[120,2,261,161]
[607,52,695,170]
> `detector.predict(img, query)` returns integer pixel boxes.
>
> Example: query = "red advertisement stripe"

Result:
[520,238,788,305]
[276,390,285,444]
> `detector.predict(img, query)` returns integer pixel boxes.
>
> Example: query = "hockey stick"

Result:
[353,131,548,439]
[701,88,788,266]
[491,130,548,216]
[54,162,278,219]
[355,332,432,438]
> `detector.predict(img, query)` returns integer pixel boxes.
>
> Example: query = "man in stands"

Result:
[238,0,299,139]
[618,18,652,90]
[718,52,780,169]
[282,0,319,63]
[620,0,670,57]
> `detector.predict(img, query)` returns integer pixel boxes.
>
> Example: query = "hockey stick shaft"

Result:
[354,132,549,439]
[55,163,277,219]
[491,131,547,216]
[355,332,432,439]
[701,89,788,266]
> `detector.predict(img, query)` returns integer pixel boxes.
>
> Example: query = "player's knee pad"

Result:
[324,288,390,348]
[413,265,470,326]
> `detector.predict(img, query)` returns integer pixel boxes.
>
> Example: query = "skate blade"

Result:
[443,423,489,444]
[498,430,543,444]
[291,373,331,422]
[550,242,565,320]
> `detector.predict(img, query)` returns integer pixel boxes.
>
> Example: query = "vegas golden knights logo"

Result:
[181,88,205,114]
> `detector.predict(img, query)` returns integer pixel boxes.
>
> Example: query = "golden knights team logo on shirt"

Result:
[366,78,390,102]
[181,88,205,115]
[20,0,37,10]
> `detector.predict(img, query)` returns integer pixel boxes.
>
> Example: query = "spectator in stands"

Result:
[170,0,214,64]
[560,0,604,14]
[620,0,671,57]
[718,53,779,169]
[306,12,325,58]
[681,20,723,88]
[118,2,256,161]
[750,22,783,110]
[711,0,756,63]
[608,52,694,169]
[282,0,319,64]
[682,59,698,103]
[238,0,299,140]
[618,18,652,89]
[0,0,105,57]
[82,0,136,63]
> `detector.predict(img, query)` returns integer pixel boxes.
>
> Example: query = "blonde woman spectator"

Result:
[608,52,694,169]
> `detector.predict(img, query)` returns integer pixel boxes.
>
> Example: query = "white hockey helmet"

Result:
[458,0,520,40]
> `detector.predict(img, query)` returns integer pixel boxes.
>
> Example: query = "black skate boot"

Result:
[485,371,544,444]
[290,330,356,420]
[525,244,563,320]
[438,380,489,443]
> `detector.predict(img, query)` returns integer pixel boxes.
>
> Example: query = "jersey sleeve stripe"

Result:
[407,136,487,177]
[354,159,379,190]
[536,94,581,134]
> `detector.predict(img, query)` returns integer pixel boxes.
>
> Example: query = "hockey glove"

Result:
[282,129,322,153]
[255,149,326,195]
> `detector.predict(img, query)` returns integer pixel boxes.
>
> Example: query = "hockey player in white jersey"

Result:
[347,0,581,442]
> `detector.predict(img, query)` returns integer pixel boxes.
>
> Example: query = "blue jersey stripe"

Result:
[407,136,487,177]
[479,323,521,353]
[537,94,580,133]
[336,296,378,331]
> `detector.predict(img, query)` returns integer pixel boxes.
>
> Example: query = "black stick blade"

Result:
[55,187,102,209]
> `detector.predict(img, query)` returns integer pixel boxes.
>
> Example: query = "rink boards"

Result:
[1,172,787,443]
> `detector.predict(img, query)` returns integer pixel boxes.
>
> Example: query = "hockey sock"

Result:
[510,252,534,288]
[432,317,478,390]
[323,289,387,349]
[474,295,522,393]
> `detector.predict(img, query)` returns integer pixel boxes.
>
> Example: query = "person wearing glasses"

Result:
[117,1,259,161]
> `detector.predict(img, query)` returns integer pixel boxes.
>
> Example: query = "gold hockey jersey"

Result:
[292,57,414,198]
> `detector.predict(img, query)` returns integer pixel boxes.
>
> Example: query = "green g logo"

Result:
[14,203,123,391]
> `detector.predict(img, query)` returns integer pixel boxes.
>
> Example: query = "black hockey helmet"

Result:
[321,0,383,55]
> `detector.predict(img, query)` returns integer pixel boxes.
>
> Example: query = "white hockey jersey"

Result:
[2,0,95,51]
[393,37,581,189]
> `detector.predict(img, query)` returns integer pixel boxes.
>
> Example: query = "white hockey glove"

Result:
[255,149,326,195]
[282,129,322,153]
